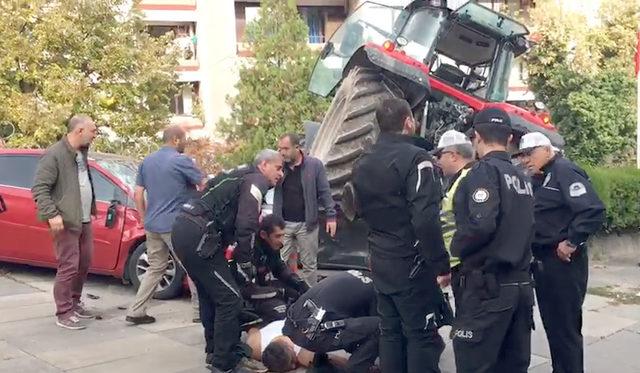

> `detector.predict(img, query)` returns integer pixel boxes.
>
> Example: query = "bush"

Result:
[583,166,640,233]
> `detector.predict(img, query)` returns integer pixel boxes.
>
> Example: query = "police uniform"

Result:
[450,109,535,373]
[523,134,605,373]
[232,237,309,323]
[351,132,450,373]
[170,165,269,373]
[282,270,379,373]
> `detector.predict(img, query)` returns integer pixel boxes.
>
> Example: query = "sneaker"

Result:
[236,357,267,373]
[56,315,86,330]
[125,315,156,325]
[74,304,96,319]
[205,352,214,367]
[239,309,262,329]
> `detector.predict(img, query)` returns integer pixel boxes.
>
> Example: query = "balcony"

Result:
[139,0,196,11]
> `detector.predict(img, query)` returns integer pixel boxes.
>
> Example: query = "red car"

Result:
[0,149,185,299]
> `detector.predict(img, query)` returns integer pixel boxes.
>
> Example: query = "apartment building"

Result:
[138,0,593,135]
[138,0,352,136]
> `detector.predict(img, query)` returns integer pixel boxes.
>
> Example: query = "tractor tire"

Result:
[309,66,404,200]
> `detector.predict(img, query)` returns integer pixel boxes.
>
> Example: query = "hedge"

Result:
[582,166,640,233]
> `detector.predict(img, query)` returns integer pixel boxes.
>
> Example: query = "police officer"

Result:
[232,214,310,324]
[351,98,450,373]
[171,149,284,373]
[273,270,379,373]
[519,132,605,373]
[450,108,535,373]
[433,130,475,310]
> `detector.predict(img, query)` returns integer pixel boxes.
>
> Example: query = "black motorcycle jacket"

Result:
[450,151,535,273]
[233,237,309,294]
[352,133,449,277]
[189,165,270,264]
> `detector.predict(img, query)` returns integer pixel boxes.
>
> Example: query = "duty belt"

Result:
[287,300,346,340]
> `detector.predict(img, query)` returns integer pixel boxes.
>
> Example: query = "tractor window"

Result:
[452,2,528,38]
[308,2,402,97]
[397,7,447,63]
[486,43,515,102]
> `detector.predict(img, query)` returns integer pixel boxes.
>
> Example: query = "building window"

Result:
[169,83,199,116]
[147,23,197,61]
[300,7,326,44]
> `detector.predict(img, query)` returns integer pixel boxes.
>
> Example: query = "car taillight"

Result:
[383,40,395,52]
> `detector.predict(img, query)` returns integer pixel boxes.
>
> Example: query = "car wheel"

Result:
[127,242,185,300]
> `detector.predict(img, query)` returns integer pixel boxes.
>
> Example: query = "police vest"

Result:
[440,168,470,268]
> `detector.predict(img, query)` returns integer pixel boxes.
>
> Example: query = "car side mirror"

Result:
[105,200,119,228]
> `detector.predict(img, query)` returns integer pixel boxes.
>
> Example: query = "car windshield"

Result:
[95,158,138,193]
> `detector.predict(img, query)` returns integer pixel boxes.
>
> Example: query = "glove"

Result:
[237,261,257,281]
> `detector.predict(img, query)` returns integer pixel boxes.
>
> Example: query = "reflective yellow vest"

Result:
[440,168,470,268]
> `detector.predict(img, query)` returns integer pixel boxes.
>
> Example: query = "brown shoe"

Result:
[125,315,156,325]
[56,315,87,330]
[74,304,96,319]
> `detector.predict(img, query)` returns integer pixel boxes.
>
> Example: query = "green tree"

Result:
[525,0,638,165]
[0,0,178,155]
[217,0,330,165]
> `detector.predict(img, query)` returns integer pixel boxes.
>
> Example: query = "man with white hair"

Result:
[433,130,475,308]
[171,149,284,373]
[519,132,605,373]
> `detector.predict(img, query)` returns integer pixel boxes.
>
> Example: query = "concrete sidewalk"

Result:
[0,262,639,373]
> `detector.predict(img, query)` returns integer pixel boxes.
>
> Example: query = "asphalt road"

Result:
[0,262,639,373]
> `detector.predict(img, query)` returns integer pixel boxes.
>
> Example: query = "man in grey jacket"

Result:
[275,133,336,286]
[32,115,98,330]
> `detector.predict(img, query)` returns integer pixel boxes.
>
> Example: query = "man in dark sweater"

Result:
[275,133,337,286]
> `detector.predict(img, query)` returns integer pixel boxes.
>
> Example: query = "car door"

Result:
[0,154,53,263]
[88,168,127,271]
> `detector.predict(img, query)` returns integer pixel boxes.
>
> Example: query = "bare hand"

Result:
[326,220,337,238]
[437,273,452,288]
[556,240,577,262]
[48,215,64,234]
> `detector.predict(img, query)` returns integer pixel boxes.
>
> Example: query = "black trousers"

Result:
[452,272,534,373]
[533,247,588,373]
[172,215,248,371]
[285,316,380,373]
[377,285,445,373]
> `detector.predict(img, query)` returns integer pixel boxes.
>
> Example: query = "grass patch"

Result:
[588,286,640,305]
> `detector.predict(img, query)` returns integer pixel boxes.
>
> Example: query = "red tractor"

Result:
[306,0,563,208]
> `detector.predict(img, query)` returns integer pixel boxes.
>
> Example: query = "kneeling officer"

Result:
[171,150,284,373]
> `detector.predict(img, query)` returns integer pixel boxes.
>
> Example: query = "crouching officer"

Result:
[519,132,605,373]
[265,270,379,373]
[171,149,284,373]
[232,214,310,324]
[351,98,450,373]
[450,108,536,373]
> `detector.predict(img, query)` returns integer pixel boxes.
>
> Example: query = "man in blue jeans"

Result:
[126,125,205,324]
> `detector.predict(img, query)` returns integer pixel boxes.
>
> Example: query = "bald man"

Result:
[126,125,206,325]
[32,115,99,330]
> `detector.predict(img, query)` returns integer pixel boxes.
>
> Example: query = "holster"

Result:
[434,291,454,328]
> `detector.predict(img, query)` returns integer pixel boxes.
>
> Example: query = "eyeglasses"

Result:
[436,151,455,160]
[520,146,540,157]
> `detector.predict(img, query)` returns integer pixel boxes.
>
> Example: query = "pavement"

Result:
[0,262,639,373]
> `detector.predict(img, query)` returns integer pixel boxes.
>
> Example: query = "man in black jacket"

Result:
[450,108,536,373]
[233,214,310,324]
[519,132,605,373]
[171,149,284,373]
[351,98,450,373]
